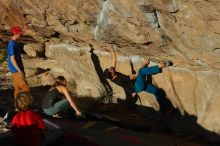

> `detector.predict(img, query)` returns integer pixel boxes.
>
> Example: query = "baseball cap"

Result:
[10,26,24,35]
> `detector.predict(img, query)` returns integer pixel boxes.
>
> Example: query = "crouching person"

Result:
[42,76,82,118]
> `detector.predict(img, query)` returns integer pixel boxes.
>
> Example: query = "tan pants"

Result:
[12,72,30,98]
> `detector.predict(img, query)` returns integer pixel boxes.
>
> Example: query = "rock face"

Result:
[0,0,220,142]
[23,43,44,57]
[42,43,220,142]
[1,0,219,66]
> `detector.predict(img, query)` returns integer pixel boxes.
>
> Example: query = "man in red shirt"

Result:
[11,92,61,146]
[11,92,45,146]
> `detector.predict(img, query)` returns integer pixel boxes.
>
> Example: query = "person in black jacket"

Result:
[104,45,170,112]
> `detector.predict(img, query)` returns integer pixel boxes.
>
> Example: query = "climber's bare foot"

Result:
[158,62,165,68]
[142,58,150,67]
[158,60,173,68]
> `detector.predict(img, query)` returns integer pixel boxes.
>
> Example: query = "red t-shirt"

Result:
[11,110,45,146]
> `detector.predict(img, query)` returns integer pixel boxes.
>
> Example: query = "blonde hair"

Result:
[15,92,33,111]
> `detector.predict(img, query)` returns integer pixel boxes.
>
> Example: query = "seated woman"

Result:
[42,76,82,117]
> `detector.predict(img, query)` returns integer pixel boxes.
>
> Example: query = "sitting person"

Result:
[11,92,62,146]
[42,76,82,117]
[11,92,45,146]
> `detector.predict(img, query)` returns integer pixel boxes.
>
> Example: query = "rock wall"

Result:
[0,0,220,141]
[1,0,219,66]
[41,43,220,138]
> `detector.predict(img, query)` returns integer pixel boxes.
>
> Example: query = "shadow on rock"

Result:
[136,104,220,144]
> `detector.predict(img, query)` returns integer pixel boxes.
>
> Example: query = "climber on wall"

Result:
[104,44,173,113]
[103,44,138,106]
